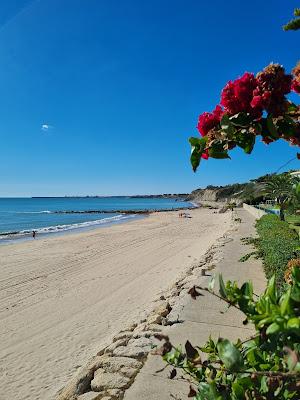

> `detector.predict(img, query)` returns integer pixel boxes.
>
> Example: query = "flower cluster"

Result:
[292,61,300,94]
[197,105,223,136]
[220,72,260,117]
[190,62,300,169]
[252,64,292,116]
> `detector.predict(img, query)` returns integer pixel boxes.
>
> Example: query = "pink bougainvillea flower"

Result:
[201,149,209,159]
[197,105,223,136]
[254,64,292,115]
[221,72,261,117]
[250,95,263,109]
[292,80,300,94]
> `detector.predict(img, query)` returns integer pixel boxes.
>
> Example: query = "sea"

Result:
[0,197,194,242]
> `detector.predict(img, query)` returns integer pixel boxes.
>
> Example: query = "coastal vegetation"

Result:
[159,269,300,399]
[160,8,300,399]
[255,215,300,291]
[261,173,300,221]
[187,171,300,209]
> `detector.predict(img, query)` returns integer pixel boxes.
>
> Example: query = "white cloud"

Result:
[41,124,53,132]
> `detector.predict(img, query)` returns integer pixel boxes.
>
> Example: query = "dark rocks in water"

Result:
[53,207,197,215]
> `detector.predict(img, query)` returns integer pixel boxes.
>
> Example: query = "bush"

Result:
[159,271,300,399]
[256,214,300,290]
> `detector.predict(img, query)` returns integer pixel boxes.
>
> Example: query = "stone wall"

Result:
[243,203,266,219]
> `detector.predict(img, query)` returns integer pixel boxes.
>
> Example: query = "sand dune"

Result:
[0,208,231,399]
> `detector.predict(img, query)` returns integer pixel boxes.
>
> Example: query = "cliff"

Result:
[186,180,266,206]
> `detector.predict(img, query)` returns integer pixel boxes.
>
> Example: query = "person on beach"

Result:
[32,230,36,239]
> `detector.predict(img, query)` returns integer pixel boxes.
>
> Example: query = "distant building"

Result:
[290,170,300,178]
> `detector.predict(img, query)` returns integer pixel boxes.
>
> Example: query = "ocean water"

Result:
[0,197,193,241]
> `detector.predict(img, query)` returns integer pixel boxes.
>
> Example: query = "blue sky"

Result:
[0,0,299,196]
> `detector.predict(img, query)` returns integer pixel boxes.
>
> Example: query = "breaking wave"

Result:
[0,214,137,239]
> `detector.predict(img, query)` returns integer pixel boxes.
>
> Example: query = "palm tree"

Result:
[263,174,299,221]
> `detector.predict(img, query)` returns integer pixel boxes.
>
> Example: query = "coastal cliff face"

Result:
[186,181,265,206]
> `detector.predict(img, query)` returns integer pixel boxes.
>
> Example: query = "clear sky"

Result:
[0,0,299,196]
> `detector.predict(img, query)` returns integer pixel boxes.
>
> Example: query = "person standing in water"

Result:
[32,230,36,239]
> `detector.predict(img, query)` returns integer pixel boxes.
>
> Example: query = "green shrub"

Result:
[160,271,300,399]
[256,214,300,290]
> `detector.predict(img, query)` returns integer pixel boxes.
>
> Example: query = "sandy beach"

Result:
[0,208,231,400]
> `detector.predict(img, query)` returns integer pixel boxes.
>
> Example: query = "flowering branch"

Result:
[190,63,300,172]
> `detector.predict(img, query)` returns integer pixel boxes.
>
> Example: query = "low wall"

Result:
[243,203,267,219]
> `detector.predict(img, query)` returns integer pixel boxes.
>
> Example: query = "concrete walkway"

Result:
[124,209,266,400]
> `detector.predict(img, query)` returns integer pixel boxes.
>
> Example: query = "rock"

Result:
[113,345,148,359]
[146,323,162,332]
[96,347,106,357]
[120,366,138,378]
[105,338,128,353]
[91,369,130,392]
[147,314,162,325]
[94,355,142,372]
[170,288,180,297]
[107,389,122,398]
[132,322,148,333]
[77,392,103,400]
[154,302,171,317]
[112,331,133,342]
[122,323,137,332]
[132,330,155,339]
[57,359,101,399]
[128,336,152,349]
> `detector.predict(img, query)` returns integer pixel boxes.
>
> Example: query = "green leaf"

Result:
[208,146,230,159]
[241,282,253,299]
[287,317,300,330]
[266,115,279,139]
[197,382,221,400]
[219,274,227,298]
[266,322,280,335]
[232,382,244,399]
[291,285,300,302]
[235,131,255,154]
[229,112,252,127]
[283,17,300,31]
[266,275,277,302]
[280,289,291,315]
[190,146,202,172]
[189,137,207,172]
[189,137,204,147]
[220,114,231,130]
[291,266,300,283]
[260,375,268,394]
[217,338,244,372]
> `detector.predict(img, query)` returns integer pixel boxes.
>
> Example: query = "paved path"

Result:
[124,208,266,400]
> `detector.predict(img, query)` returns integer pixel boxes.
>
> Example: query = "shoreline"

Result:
[0,208,229,400]
[0,205,198,244]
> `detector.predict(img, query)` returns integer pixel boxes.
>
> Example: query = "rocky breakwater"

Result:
[57,301,173,400]
[53,207,197,215]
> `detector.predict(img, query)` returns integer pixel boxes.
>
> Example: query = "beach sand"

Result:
[0,208,231,400]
